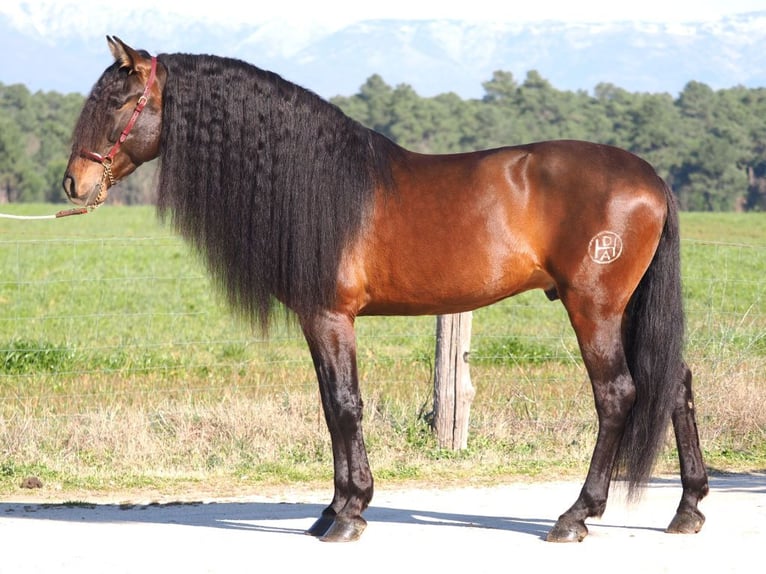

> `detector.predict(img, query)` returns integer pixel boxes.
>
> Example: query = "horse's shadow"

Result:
[0,498,658,541]
[0,498,557,539]
[3,473,762,540]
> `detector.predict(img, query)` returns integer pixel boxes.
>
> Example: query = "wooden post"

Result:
[432,312,475,450]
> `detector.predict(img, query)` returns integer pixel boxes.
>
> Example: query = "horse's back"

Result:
[350,140,669,317]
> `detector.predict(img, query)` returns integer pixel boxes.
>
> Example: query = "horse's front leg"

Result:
[300,311,373,542]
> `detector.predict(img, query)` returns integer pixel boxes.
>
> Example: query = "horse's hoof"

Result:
[546,519,588,543]
[666,509,705,534]
[305,515,335,537]
[319,516,367,542]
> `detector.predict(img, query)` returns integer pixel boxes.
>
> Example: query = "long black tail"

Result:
[618,183,685,495]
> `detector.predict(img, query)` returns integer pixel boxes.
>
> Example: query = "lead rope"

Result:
[0,207,92,220]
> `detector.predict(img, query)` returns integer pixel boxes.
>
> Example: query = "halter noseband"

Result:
[79,56,158,203]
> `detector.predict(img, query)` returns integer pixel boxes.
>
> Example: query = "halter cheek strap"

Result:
[80,56,158,174]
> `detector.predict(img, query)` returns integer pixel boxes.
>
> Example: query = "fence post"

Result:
[432,312,475,450]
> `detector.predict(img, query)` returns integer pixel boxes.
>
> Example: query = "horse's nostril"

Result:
[62,174,75,198]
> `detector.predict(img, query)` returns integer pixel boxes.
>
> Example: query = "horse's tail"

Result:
[618,181,685,495]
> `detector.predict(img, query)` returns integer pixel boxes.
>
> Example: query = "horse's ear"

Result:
[106,36,142,73]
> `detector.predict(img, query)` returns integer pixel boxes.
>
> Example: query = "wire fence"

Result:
[0,235,763,409]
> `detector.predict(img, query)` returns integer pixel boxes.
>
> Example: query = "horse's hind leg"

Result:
[547,311,634,543]
[300,311,373,542]
[667,362,708,533]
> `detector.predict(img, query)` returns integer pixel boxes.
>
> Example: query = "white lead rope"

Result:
[0,207,92,220]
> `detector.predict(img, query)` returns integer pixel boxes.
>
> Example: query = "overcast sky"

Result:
[3,0,765,36]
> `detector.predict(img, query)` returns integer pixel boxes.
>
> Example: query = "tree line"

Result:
[2,70,765,210]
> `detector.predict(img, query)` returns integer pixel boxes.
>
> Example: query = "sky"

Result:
[2,0,765,98]
[3,0,766,36]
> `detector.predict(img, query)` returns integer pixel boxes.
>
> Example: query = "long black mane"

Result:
[155,53,401,328]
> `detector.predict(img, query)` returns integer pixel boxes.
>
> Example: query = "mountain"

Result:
[2,12,765,99]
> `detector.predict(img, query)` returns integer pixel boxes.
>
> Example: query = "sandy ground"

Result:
[0,473,763,574]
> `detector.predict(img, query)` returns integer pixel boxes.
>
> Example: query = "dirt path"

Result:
[1,473,763,573]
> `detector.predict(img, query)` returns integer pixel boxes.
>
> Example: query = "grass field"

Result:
[0,205,763,496]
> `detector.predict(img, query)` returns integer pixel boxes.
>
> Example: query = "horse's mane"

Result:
[155,53,402,329]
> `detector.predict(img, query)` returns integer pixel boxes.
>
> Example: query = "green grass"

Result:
[0,205,763,497]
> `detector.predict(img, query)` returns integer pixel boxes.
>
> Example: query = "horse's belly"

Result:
[358,252,552,316]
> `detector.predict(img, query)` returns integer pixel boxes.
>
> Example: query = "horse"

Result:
[62,36,708,543]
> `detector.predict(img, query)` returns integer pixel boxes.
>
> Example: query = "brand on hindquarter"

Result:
[588,231,623,264]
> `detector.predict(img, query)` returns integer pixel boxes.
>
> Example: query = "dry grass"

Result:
[2,352,763,497]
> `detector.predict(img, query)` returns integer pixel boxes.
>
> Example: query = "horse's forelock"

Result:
[70,64,121,152]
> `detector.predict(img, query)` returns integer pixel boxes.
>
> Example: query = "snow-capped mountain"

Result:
[1,11,765,99]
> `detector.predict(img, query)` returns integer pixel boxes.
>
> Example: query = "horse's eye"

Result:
[107,86,135,109]
[107,96,124,109]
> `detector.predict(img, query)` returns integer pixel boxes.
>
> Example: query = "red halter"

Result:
[80,56,158,183]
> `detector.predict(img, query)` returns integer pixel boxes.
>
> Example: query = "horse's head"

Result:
[63,36,164,208]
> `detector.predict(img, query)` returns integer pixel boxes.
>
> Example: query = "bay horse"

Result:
[62,37,708,543]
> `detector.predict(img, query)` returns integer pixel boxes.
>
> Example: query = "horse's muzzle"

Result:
[61,173,107,208]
